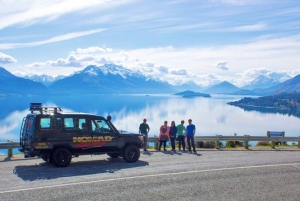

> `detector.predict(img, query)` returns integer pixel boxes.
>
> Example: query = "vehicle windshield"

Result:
[91,119,113,133]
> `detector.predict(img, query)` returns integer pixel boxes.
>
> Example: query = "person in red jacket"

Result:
[158,120,170,151]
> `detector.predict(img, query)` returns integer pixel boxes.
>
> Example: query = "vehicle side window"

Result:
[40,118,51,129]
[91,119,112,133]
[64,118,87,130]
[40,117,62,130]
[51,118,62,130]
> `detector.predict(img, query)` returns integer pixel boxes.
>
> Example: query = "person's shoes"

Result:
[144,149,148,151]
[193,151,197,154]
[158,149,161,151]
[188,151,192,153]
[164,149,167,151]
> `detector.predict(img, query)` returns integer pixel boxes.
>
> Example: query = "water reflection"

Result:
[230,104,300,119]
[0,94,300,144]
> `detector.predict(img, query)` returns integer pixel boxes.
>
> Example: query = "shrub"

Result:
[256,141,270,146]
[226,141,236,148]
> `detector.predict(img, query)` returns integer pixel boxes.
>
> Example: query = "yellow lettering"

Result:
[36,145,49,149]
[73,136,113,143]
[73,137,82,143]
[105,136,113,141]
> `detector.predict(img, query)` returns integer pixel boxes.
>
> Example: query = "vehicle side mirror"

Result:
[107,115,112,121]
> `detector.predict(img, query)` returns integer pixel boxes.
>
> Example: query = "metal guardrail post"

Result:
[271,141,275,149]
[154,142,158,150]
[8,148,13,157]
[244,141,249,149]
[7,140,13,157]
[244,135,249,149]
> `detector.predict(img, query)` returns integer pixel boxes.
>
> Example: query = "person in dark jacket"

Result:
[169,121,177,151]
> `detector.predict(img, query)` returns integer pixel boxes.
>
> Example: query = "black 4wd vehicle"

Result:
[19,103,145,167]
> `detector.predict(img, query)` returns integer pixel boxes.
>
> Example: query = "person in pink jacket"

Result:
[158,121,170,151]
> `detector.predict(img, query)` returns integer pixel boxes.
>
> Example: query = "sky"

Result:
[0,0,300,87]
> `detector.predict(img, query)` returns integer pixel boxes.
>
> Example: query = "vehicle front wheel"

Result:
[52,148,72,167]
[123,144,140,163]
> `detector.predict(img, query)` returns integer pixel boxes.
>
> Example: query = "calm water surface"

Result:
[0,94,299,154]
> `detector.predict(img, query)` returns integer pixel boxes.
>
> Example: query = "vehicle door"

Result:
[90,118,118,152]
[63,116,90,153]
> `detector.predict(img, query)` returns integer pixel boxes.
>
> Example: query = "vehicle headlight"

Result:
[138,136,143,141]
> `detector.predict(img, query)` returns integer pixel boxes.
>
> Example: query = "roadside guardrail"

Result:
[0,141,20,157]
[147,135,300,150]
[1,136,300,157]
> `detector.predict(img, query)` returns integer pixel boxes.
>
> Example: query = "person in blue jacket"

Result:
[186,119,196,153]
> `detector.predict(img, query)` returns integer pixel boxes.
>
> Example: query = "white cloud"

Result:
[0,0,131,30]
[0,29,106,50]
[169,69,187,75]
[157,66,169,73]
[15,33,300,85]
[0,52,17,64]
[215,61,229,70]
[216,0,264,5]
[234,22,267,31]
[74,46,113,54]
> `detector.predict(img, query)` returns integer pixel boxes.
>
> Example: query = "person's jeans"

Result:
[187,136,195,152]
[178,136,185,150]
[159,140,167,150]
[142,133,148,149]
[170,137,176,150]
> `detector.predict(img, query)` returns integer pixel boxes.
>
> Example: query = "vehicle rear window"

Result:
[40,117,62,130]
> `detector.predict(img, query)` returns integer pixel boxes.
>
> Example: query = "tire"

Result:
[52,148,72,167]
[108,153,119,158]
[123,144,140,163]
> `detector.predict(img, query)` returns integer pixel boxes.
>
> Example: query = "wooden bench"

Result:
[267,131,285,148]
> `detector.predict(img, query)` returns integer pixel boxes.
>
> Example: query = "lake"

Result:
[0,94,299,154]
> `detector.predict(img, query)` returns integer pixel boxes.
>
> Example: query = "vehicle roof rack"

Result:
[30,103,62,114]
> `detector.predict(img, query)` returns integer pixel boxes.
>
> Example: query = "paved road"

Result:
[0,149,300,201]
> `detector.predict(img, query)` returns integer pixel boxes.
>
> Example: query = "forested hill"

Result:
[228,91,300,111]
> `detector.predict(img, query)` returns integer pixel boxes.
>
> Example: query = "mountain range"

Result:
[48,64,177,94]
[242,75,280,90]
[0,64,300,96]
[24,74,65,87]
[0,67,48,96]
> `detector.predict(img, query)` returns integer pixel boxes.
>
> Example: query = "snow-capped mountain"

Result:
[24,74,66,86]
[48,64,178,94]
[242,75,279,90]
[269,72,292,82]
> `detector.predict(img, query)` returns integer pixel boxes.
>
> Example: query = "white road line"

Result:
[1,162,300,194]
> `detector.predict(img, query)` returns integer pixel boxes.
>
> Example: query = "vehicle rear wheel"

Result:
[108,153,119,158]
[52,148,72,167]
[123,144,140,163]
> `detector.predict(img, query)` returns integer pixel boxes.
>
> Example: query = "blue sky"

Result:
[0,0,300,86]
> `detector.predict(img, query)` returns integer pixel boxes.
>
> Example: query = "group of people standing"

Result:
[139,118,196,153]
